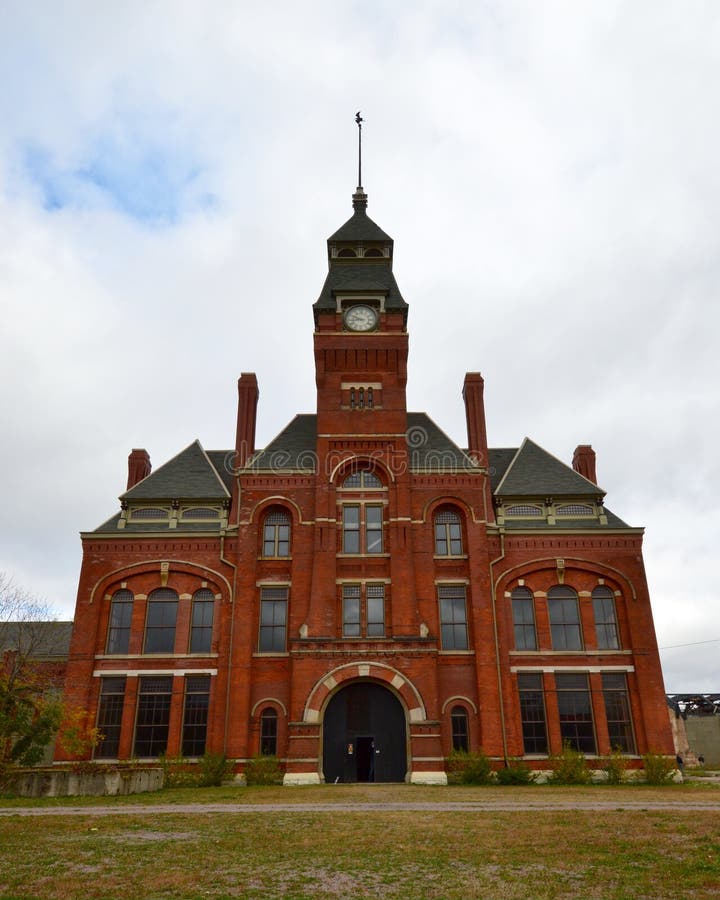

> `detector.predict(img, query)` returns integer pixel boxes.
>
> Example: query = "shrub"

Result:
[548,743,591,784]
[447,749,494,785]
[199,752,232,787]
[496,760,537,785]
[159,755,201,788]
[602,747,630,785]
[245,754,282,786]
[642,752,677,785]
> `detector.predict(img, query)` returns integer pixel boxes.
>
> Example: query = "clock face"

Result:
[344,304,378,332]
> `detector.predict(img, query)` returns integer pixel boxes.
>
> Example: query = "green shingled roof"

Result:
[495,438,604,498]
[245,413,474,472]
[328,206,392,243]
[314,262,407,312]
[246,415,318,472]
[406,413,476,470]
[120,440,230,501]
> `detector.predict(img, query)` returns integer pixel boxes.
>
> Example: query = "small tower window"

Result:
[434,509,463,556]
[337,248,357,258]
[263,509,291,557]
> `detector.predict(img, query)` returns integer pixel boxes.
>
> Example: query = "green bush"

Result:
[496,761,537,785]
[245,754,283,786]
[548,743,591,784]
[199,752,232,787]
[158,754,201,788]
[602,747,630,785]
[642,752,677,785]
[447,749,494,785]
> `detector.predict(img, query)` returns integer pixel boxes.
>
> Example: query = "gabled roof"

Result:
[494,438,605,498]
[206,450,234,493]
[245,412,474,473]
[120,440,230,501]
[406,413,476,470]
[488,448,518,492]
[246,415,318,472]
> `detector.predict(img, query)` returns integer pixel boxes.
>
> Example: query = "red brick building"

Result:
[59,182,673,782]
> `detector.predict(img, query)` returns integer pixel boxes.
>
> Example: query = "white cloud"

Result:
[1,0,718,689]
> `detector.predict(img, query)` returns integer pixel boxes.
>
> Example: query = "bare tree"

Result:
[0,573,65,780]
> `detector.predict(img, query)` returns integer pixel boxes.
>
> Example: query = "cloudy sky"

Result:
[1,1,718,691]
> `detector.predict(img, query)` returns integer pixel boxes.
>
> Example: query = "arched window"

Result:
[190,589,214,653]
[263,509,291,557]
[592,586,620,649]
[106,589,133,655]
[342,468,382,488]
[434,509,463,556]
[451,706,469,752]
[337,248,357,257]
[144,588,179,654]
[260,708,278,755]
[364,247,383,257]
[547,585,582,650]
[511,586,537,650]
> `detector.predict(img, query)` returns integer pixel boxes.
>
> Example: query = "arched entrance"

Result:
[322,681,407,783]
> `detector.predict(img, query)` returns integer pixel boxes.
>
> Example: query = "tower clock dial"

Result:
[344,304,378,332]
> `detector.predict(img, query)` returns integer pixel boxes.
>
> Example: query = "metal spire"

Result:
[355,111,363,188]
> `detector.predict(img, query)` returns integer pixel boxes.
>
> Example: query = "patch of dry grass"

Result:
[0,786,719,899]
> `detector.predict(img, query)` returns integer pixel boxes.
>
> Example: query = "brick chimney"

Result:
[235,372,259,468]
[127,449,151,490]
[462,372,489,466]
[572,444,597,484]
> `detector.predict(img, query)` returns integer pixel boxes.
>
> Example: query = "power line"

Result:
[660,638,720,650]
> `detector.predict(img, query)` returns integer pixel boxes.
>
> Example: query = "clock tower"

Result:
[312,185,409,443]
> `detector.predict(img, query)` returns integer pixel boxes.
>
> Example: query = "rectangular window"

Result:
[342,585,361,637]
[106,594,133,655]
[593,595,620,650]
[190,599,214,654]
[342,584,385,637]
[512,596,537,650]
[95,676,126,758]
[133,676,173,757]
[548,597,583,650]
[342,505,360,553]
[438,584,468,650]
[144,599,178,654]
[366,584,385,637]
[451,707,469,752]
[182,675,211,757]
[259,588,288,652]
[365,505,383,553]
[555,673,596,754]
[342,505,383,554]
[517,673,548,754]
[263,512,290,557]
[602,672,636,753]
[435,512,462,555]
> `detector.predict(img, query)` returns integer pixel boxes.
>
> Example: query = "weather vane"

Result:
[355,111,363,188]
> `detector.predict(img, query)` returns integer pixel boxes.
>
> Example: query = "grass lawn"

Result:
[1,784,719,899]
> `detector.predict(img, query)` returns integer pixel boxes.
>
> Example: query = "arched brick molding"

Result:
[303,661,427,724]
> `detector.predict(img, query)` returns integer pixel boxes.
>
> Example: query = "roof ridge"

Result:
[197,440,231,497]
[493,439,527,495]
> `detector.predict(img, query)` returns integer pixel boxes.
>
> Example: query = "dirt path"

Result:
[2,798,720,816]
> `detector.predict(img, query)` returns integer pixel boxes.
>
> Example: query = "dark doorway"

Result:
[356,736,375,782]
[322,682,406,783]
